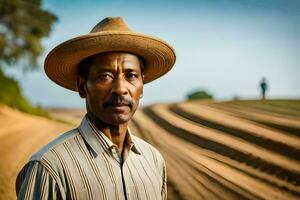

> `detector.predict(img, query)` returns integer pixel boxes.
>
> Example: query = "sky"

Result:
[6,0,300,108]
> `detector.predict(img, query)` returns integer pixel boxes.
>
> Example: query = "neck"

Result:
[87,113,128,152]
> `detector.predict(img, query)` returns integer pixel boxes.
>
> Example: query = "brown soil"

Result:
[0,100,299,200]
[0,106,73,200]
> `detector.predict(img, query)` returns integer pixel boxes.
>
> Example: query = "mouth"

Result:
[107,104,130,112]
[110,102,130,107]
[104,96,133,111]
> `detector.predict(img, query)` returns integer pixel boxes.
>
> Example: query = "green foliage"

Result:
[0,0,57,70]
[187,90,213,100]
[0,0,57,116]
[0,67,48,117]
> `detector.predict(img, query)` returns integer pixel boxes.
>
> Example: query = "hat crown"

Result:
[90,17,132,33]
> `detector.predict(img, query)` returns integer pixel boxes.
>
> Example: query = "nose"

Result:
[111,76,128,96]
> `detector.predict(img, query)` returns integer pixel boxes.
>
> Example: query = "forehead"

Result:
[90,52,141,69]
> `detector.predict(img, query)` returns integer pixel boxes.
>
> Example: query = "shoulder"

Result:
[17,128,82,192]
[30,128,80,161]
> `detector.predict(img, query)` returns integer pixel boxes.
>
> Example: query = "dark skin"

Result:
[77,52,144,152]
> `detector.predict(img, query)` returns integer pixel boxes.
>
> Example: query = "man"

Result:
[260,77,268,100]
[16,17,176,200]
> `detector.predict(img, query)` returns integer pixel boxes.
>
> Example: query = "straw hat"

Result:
[44,17,176,91]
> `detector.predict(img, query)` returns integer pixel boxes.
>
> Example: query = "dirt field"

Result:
[0,106,73,200]
[0,100,299,199]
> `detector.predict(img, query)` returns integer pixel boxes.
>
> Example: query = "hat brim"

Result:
[44,31,176,91]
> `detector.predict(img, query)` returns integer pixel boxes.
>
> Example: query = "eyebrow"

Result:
[94,64,141,72]
[124,68,140,73]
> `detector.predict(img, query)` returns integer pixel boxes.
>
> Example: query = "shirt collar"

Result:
[78,115,141,156]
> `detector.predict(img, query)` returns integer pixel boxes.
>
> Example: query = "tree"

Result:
[187,89,213,100]
[0,0,57,115]
[0,0,57,70]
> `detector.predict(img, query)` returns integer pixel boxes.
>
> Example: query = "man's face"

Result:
[77,52,144,125]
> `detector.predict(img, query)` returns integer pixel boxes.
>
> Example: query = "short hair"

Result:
[77,53,145,79]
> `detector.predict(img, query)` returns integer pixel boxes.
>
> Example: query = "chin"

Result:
[106,114,132,125]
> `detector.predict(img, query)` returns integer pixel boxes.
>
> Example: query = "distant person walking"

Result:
[260,77,268,100]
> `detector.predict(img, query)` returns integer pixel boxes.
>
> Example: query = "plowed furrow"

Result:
[177,103,300,149]
[133,110,299,200]
[143,106,300,186]
[132,119,200,199]
[132,113,257,200]
[252,121,300,137]
[208,103,300,138]
[209,104,300,137]
[169,104,300,161]
[214,101,300,118]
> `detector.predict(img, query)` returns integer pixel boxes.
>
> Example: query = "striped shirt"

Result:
[16,115,167,200]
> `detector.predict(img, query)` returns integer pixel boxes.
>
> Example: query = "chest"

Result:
[58,148,163,200]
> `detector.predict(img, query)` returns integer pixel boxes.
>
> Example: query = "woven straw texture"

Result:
[44,17,176,91]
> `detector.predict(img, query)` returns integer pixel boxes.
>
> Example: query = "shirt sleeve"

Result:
[16,161,62,200]
[161,158,167,200]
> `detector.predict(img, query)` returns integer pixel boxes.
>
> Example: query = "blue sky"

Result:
[7,0,300,108]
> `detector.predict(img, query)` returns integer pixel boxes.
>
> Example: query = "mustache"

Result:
[103,95,133,109]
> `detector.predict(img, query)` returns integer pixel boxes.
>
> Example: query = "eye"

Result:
[125,72,138,80]
[97,73,113,81]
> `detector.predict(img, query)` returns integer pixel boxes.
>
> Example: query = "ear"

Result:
[140,85,144,99]
[77,75,87,98]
